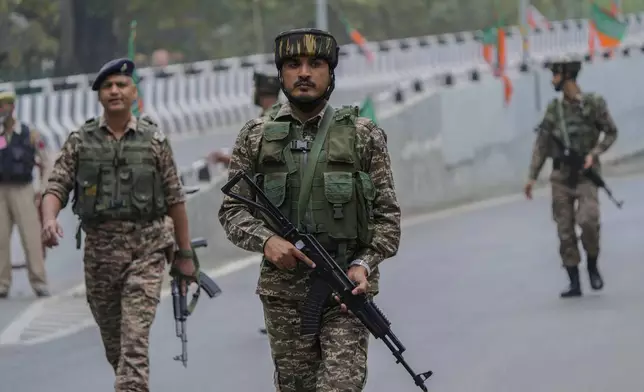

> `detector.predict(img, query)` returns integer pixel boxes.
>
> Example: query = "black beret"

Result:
[91,58,135,91]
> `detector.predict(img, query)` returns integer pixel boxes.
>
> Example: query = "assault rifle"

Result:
[221,171,433,391]
[549,133,623,209]
[170,186,223,367]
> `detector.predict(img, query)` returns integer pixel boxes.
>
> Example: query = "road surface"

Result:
[0,173,642,391]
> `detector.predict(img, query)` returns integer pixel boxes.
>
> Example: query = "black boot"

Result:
[587,256,604,290]
[560,266,582,298]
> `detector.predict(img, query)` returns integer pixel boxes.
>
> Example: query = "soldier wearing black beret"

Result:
[42,57,197,390]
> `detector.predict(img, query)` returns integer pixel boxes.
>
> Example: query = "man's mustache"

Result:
[294,80,315,88]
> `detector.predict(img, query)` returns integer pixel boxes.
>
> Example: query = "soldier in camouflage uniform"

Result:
[40,58,197,392]
[252,70,283,335]
[254,71,282,117]
[207,72,282,169]
[524,56,617,298]
[219,28,400,391]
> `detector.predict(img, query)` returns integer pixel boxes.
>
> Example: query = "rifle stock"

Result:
[549,133,623,209]
[221,171,432,391]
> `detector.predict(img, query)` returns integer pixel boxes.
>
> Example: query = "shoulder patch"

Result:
[84,117,97,125]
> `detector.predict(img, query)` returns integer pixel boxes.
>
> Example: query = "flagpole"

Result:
[316,0,328,30]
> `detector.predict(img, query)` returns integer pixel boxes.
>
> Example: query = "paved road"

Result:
[0,173,642,391]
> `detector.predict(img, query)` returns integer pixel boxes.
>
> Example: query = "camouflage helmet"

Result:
[253,72,281,96]
[274,28,339,70]
[544,54,582,75]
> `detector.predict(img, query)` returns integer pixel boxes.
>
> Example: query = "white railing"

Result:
[2,13,643,153]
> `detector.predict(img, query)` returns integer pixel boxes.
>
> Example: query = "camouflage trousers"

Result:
[551,179,600,267]
[83,233,167,392]
[260,295,370,392]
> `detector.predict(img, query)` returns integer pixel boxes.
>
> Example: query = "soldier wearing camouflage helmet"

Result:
[41,58,197,391]
[524,54,618,298]
[207,72,282,169]
[218,28,401,390]
[252,70,283,336]
[254,71,282,117]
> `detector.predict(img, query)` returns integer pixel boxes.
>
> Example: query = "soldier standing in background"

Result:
[206,71,282,167]
[524,56,618,298]
[40,58,196,392]
[0,90,50,298]
[253,71,282,117]
[251,70,282,335]
[219,28,401,391]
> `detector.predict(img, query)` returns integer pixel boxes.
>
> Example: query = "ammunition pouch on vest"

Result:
[255,105,376,269]
[71,117,167,225]
[0,124,36,184]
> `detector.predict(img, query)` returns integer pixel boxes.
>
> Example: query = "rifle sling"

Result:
[296,107,335,230]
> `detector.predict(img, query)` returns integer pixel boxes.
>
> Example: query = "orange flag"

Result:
[496,28,512,105]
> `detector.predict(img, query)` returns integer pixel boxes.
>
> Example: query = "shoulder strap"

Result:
[296,106,335,228]
[555,99,571,148]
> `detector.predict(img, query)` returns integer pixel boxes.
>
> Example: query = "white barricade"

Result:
[1,14,642,154]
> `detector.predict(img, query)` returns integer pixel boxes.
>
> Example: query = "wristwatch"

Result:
[176,249,194,259]
[349,259,371,277]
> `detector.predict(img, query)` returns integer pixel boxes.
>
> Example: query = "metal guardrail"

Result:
[2,13,643,154]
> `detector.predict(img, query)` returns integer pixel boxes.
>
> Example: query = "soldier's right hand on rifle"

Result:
[41,219,63,248]
[263,235,316,270]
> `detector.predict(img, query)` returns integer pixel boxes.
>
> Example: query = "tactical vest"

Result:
[553,94,598,155]
[0,124,36,184]
[72,117,167,224]
[256,106,376,268]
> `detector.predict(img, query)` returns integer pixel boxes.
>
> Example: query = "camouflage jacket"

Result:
[528,92,618,182]
[218,101,401,300]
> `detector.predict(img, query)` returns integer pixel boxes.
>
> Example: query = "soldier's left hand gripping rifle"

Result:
[222,171,433,392]
[169,186,223,368]
[548,132,624,209]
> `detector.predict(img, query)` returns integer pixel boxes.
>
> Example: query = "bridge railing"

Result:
[2,13,643,152]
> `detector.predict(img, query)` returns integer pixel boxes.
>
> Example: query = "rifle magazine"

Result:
[300,278,332,336]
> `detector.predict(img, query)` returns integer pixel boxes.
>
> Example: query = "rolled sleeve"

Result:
[43,132,80,208]
[155,137,186,206]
